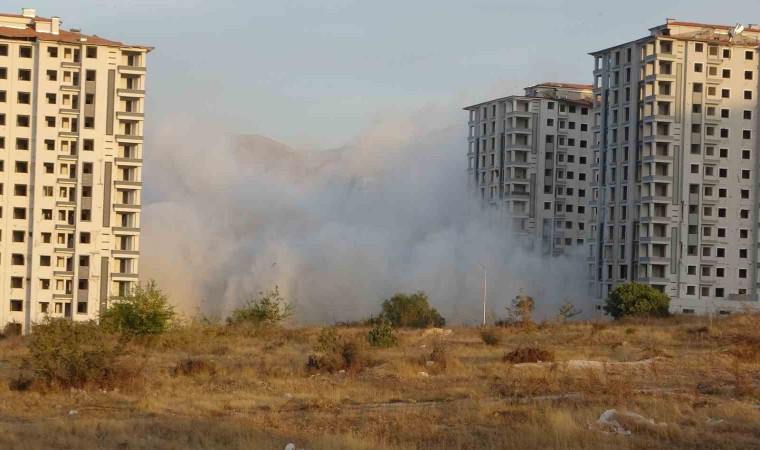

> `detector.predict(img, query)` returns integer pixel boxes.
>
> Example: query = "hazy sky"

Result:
[29,0,760,148]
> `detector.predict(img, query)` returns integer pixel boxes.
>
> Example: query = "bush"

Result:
[367,317,397,348]
[101,280,176,337]
[2,322,22,338]
[503,347,555,364]
[173,359,217,377]
[379,292,445,328]
[480,328,503,346]
[429,339,454,369]
[307,327,367,373]
[604,282,670,320]
[25,318,125,388]
[227,286,294,326]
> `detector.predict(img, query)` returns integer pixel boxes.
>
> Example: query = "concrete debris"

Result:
[596,409,631,435]
[595,409,663,436]
[284,445,309,450]
[419,344,426,349]
[418,371,429,378]
[515,357,663,370]
[284,393,293,399]
[422,328,453,337]
[67,410,78,416]
[426,360,435,366]
[706,418,725,425]
[338,370,346,375]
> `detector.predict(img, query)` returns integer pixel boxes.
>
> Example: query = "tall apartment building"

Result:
[0,9,151,332]
[465,83,595,255]
[589,20,760,314]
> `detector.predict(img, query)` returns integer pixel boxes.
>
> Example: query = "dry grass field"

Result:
[0,314,758,449]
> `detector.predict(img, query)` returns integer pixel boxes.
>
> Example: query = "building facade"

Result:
[465,83,595,255]
[589,20,760,314]
[0,9,151,332]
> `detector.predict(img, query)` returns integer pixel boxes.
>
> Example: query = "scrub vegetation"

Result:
[0,287,758,449]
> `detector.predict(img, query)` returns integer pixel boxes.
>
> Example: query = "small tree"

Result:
[556,300,582,322]
[379,291,445,328]
[102,280,176,336]
[604,282,670,320]
[506,291,535,327]
[367,317,397,348]
[227,286,294,326]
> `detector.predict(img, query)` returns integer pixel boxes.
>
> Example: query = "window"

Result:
[81,209,91,221]
[695,43,704,52]
[746,50,755,60]
[547,102,555,110]
[84,117,94,128]
[743,150,751,160]
[694,63,703,72]
[743,130,752,140]
[45,116,56,127]
[43,163,54,174]
[83,162,93,174]
[746,70,754,80]
[85,70,96,81]
[722,89,730,98]
[17,69,31,81]
[19,46,32,58]
[739,268,748,279]
[16,138,29,150]
[693,83,703,93]
[15,161,28,173]
[16,116,30,127]
[42,232,51,243]
[0,44,7,56]
[723,48,731,59]
[722,69,731,79]
[14,184,27,196]
[47,70,57,81]
[0,91,5,102]
[744,110,753,120]
[40,255,51,266]
[10,300,23,312]
[745,90,753,100]
[79,232,91,244]
[86,46,97,58]
[17,92,30,104]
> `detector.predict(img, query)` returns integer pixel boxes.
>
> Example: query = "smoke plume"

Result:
[140,106,591,324]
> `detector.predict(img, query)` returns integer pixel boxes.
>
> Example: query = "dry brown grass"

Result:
[0,314,758,449]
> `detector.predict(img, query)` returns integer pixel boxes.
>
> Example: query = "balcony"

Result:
[116,134,143,143]
[112,272,139,280]
[118,65,146,74]
[117,88,145,97]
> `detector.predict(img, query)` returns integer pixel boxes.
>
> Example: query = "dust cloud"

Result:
[139,107,592,324]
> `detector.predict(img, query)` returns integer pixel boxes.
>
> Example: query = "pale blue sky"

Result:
[29,0,760,148]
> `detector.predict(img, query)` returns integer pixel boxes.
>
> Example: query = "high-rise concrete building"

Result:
[0,9,151,332]
[589,20,760,314]
[465,83,594,255]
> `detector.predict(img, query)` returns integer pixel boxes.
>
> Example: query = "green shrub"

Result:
[480,328,503,346]
[227,286,294,326]
[367,317,397,348]
[503,347,555,364]
[379,292,445,328]
[102,280,176,337]
[604,282,670,320]
[307,327,367,373]
[25,318,125,388]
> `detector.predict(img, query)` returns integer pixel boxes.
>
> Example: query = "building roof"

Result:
[0,14,153,50]
[463,82,593,110]
[592,20,760,55]
[531,82,593,91]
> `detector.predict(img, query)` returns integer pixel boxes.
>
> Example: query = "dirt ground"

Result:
[0,314,758,449]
